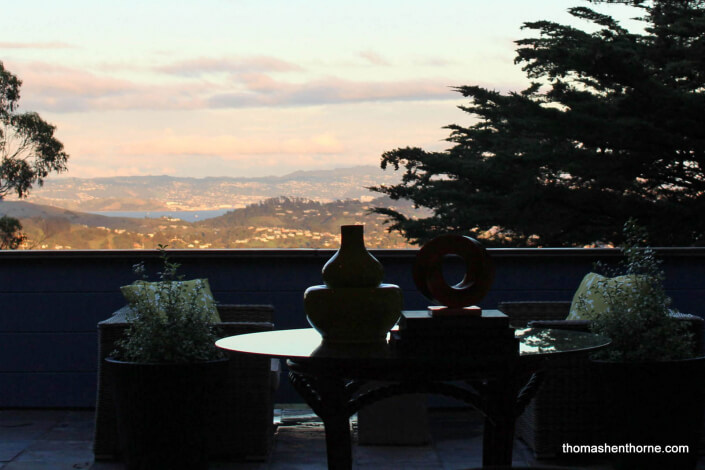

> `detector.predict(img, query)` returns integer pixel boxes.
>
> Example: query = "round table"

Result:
[217,326,610,470]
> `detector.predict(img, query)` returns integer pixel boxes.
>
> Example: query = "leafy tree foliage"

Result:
[0,215,26,249]
[372,0,705,246]
[1,61,69,248]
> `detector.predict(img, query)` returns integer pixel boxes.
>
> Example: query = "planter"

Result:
[591,357,705,470]
[105,357,228,470]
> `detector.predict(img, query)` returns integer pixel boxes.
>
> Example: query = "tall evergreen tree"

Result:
[372,0,705,246]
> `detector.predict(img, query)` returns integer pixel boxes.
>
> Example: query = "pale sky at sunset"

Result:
[2,1,640,179]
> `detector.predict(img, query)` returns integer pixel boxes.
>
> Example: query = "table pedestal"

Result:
[288,360,542,470]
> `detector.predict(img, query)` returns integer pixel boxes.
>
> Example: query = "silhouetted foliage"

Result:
[372,0,705,246]
[1,61,69,248]
[0,215,25,249]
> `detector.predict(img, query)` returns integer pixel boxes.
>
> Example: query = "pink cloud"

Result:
[237,72,282,92]
[157,56,302,76]
[8,59,466,114]
[0,42,74,49]
[119,132,345,158]
[359,51,391,66]
[416,57,456,67]
[14,62,209,112]
[21,63,136,97]
[208,75,457,107]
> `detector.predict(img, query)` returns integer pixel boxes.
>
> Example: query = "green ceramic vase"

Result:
[304,225,402,344]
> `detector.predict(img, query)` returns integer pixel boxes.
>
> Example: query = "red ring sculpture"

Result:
[412,234,494,308]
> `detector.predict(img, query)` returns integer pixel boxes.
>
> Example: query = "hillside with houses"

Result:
[0,196,417,249]
[0,166,423,249]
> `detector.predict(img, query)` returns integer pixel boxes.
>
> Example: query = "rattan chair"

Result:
[93,304,278,461]
[498,301,705,459]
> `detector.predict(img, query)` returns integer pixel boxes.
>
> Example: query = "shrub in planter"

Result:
[107,246,226,470]
[576,221,703,470]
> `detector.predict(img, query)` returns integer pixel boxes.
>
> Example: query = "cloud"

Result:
[359,51,391,66]
[0,42,75,49]
[237,72,282,92]
[157,56,302,76]
[12,59,460,113]
[208,75,457,108]
[21,63,136,98]
[118,132,345,159]
[62,153,366,179]
[15,62,209,112]
[415,57,456,67]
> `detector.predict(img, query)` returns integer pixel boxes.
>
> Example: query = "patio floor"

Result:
[1,406,704,469]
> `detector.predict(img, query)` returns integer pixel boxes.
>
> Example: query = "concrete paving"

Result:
[0,407,702,469]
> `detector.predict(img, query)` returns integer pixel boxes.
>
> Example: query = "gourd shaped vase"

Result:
[322,225,383,288]
[304,225,402,344]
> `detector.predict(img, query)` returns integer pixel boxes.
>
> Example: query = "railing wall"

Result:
[1,248,703,407]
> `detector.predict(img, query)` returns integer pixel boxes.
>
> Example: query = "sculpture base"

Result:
[391,310,517,356]
[398,309,510,330]
[428,305,482,317]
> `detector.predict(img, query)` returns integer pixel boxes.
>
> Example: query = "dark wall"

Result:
[1,248,703,407]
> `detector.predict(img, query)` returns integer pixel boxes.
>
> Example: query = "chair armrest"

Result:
[99,305,133,325]
[528,319,591,332]
[217,304,274,323]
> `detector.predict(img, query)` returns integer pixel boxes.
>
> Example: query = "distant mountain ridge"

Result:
[11,166,400,212]
[0,195,416,249]
[0,200,168,231]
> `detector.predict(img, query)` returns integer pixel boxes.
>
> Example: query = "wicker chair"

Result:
[498,301,705,459]
[93,304,278,461]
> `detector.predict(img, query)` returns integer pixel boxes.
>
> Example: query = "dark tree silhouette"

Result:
[1,61,69,248]
[372,0,705,246]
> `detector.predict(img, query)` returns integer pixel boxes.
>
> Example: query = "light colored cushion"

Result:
[567,272,640,320]
[120,278,220,322]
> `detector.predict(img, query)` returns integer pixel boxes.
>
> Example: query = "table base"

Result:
[288,360,543,470]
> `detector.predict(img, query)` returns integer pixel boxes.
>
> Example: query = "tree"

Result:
[372,0,705,247]
[1,61,69,248]
[0,215,25,249]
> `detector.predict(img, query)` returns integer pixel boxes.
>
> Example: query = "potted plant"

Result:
[576,220,704,470]
[106,246,226,470]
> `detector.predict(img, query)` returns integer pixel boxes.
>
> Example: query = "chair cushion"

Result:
[567,272,640,320]
[120,278,221,322]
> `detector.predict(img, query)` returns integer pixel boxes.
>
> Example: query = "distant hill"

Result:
[199,194,421,234]
[0,196,417,249]
[11,165,401,212]
[0,200,160,231]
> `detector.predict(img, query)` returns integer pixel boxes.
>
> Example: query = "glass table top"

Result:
[216,327,610,361]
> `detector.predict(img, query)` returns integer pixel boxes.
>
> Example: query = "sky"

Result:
[1,1,642,179]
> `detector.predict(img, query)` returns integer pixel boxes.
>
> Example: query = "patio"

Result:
[0,405,640,470]
[1,249,705,468]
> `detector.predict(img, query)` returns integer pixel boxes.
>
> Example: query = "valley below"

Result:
[0,166,421,249]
